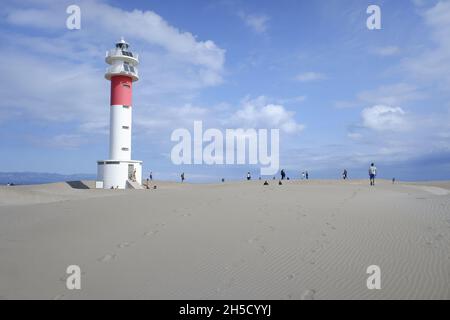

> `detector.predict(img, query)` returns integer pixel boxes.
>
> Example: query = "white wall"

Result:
[99,161,142,189]
[109,105,132,160]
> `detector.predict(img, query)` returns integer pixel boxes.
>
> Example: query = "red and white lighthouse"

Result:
[97,38,143,189]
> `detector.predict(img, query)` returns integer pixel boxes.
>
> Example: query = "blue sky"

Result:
[1,0,450,181]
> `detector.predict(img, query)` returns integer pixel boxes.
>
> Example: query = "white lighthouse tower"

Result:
[96,38,143,189]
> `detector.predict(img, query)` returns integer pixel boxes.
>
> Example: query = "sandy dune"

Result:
[0,180,449,300]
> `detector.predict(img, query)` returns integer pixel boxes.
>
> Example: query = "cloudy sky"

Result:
[1,0,450,181]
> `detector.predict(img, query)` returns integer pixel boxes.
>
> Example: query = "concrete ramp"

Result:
[126,180,144,190]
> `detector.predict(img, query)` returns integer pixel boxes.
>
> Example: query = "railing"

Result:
[105,64,139,78]
[106,49,139,61]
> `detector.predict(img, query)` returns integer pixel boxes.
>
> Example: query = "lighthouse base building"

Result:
[96,38,143,190]
[97,160,142,189]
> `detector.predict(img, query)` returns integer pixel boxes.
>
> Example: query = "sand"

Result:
[0,179,449,300]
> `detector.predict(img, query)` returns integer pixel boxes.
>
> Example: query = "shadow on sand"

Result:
[66,181,90,190]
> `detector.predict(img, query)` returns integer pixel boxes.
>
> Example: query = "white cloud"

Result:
[29,134,85,149]
[357,83,424,106]
[403,1,450,87]
[295,72,327,82]
[238,11,270,34]
[0,0,226,131]
[232,96,304,134]
[6,1,225,77]
[361,105,408,132]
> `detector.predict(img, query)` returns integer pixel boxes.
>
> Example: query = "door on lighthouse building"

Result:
[128,164,134,180]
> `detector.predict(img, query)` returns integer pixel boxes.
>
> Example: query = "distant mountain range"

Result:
[0,172,96,185]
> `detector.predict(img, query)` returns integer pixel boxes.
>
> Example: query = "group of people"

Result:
[246,169,309,182]
[341,163,379,186]
[151,163,384,186]
[251,163,380,186]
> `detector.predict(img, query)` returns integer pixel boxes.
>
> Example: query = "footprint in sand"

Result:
[434,234,444,241]
[144,230,159,237]
[117,242,133,249]
[301,289,316,300]
[98,254,116,263]
[326,223,337,230]
[287,274,296,280]
[247,236,260,244]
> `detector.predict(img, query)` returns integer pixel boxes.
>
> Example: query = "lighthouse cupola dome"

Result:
[115,37,129,50]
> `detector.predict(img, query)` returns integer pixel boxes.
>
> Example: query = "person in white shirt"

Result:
[369,163,377,186]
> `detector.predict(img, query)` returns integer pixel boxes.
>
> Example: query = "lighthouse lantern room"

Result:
[96,38,143,189]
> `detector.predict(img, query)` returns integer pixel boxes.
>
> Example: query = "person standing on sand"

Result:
[281,169,286,180]
[181,172,185,183]
[302,172,305,180]
[305,171,309,180]
[149,172,153,181]
[369,163,377,186]
[247,172,251,181]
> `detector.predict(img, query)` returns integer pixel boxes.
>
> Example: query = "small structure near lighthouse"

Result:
[96,38,143,189]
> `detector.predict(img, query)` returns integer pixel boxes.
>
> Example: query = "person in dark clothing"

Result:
[281,169,286,180]
[342,169,348,180]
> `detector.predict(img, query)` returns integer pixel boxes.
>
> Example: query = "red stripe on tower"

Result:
[111,75,133,106]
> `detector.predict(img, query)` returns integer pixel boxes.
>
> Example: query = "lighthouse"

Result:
[96,38,143,189]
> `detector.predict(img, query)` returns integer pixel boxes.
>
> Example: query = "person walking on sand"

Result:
[369,163,377,186]
[281,169,286,180]
[149,172,153,181]
[181,172,185,183]
[305,171,309,180]
[342,169,348,180]
[247,172,251,181]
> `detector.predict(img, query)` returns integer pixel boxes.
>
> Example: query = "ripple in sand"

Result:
[259,245,268,255]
